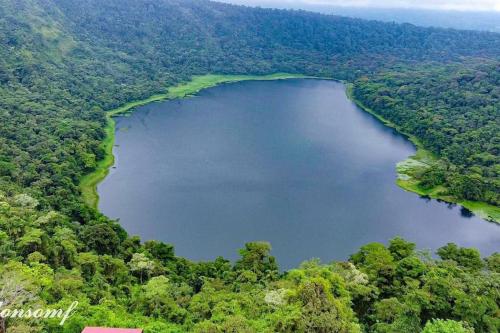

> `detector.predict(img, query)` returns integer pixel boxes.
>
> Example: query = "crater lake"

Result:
[98,79,499,269]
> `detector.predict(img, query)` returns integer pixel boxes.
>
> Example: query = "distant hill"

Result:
[223,0,500,33]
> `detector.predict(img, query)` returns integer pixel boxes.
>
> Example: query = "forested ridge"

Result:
[352,60,500,209]
[0,0,499,331]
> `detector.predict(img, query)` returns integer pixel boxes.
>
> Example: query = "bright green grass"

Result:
[346,84,500,223]
[79,73,312,208]
[79,114,116,209]
[165,73,313,99]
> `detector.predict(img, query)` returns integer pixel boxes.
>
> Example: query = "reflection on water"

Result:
[98,79,499,269]
[460,207,474,218]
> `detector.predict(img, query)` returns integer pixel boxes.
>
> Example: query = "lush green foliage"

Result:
[0,0,499,331]
[1,194,499,332]
[352,61,500,207]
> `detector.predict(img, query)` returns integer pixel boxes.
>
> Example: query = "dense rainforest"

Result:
[352,60,500,208]
[0,0,499,331]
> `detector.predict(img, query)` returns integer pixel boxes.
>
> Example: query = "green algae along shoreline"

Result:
[79,73,312,209]
[346,84,500,223]
[79,74,499,223]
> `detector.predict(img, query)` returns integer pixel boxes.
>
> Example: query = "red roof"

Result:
[82,328,142,333]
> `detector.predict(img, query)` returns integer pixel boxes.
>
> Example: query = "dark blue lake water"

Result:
[98,79,499,269]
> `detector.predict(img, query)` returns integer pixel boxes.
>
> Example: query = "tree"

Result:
[388,237,416,261]
[484,253,500,273]
[234,242,278,281]
[144,240,175,264]
[81,223,120,255]
[437,244,483,271]
[0,263,43,333]
[135,276,188,322]
[350,243,396,288]
[422,319,473,333]
[294,277,361,332]
[128,253,155,283]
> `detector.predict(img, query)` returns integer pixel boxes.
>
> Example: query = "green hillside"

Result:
[0,0,499,331]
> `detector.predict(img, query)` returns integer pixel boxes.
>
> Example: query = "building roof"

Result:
[82,328,142,333]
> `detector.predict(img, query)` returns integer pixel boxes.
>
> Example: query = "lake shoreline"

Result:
[80,74,499,224]
[79,73,316,208]
[345,84,500,223]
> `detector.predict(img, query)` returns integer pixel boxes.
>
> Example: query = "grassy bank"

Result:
[346,84,500,223]
[79,73,311,208]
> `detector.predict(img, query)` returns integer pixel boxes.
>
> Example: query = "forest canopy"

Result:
[0,0,499,331]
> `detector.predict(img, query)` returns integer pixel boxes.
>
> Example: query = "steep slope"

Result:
[0,0,500,332]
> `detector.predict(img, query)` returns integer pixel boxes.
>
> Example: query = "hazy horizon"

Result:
[223,0,500,12]
[221,0,500,32]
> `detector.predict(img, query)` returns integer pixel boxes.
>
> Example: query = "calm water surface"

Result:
[98,80,499,269]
